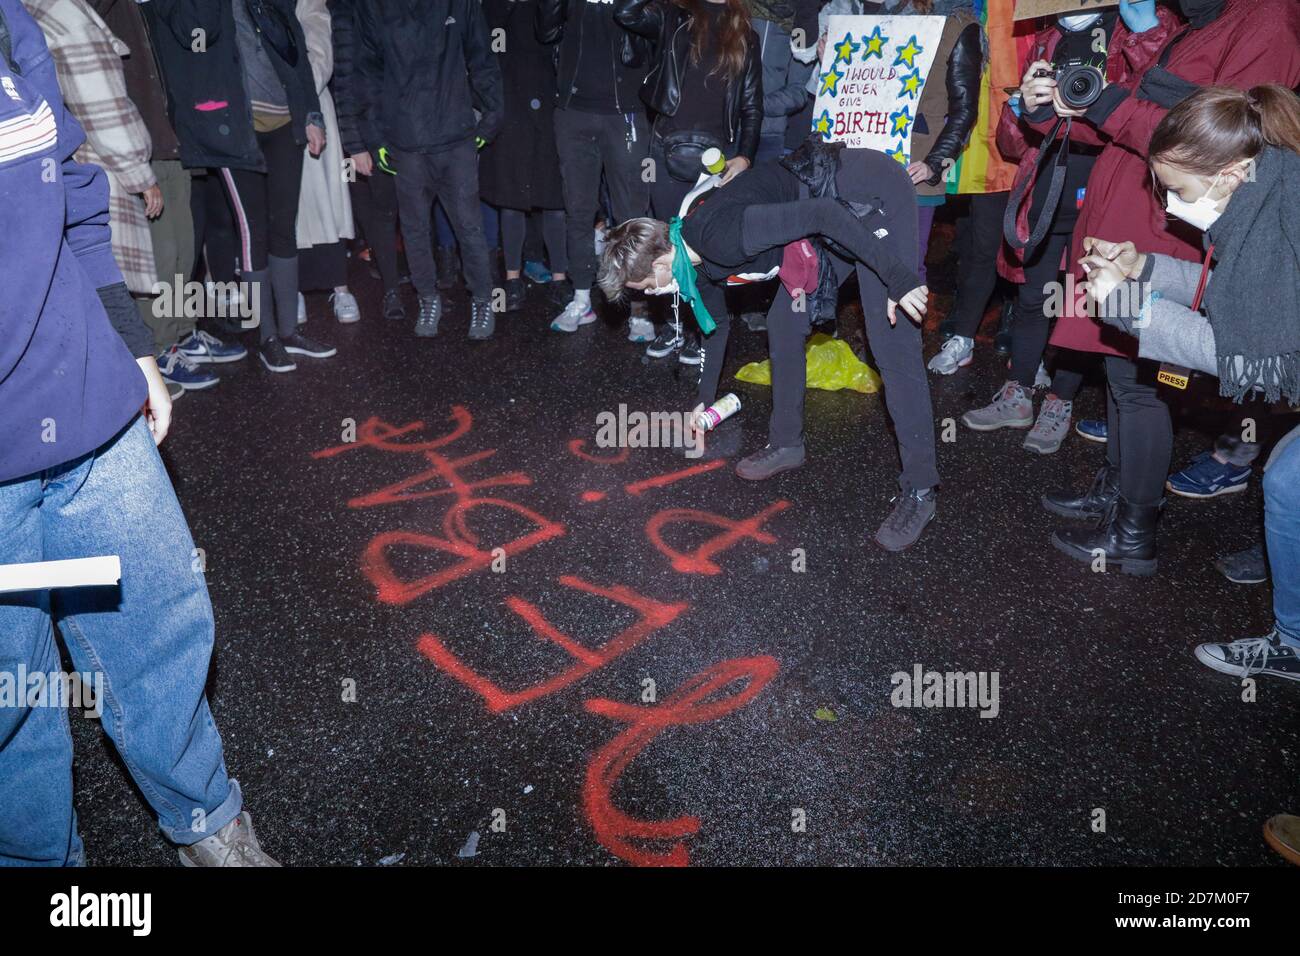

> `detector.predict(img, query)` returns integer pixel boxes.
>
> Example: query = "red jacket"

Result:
[995,9,1179,285]
[1049,0,1300,358]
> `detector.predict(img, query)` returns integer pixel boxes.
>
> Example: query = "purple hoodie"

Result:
[0,0,146,483]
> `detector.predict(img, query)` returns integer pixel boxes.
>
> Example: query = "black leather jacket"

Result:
[537,0,651,112]
[614,0,763,161]
[920,20,981,185]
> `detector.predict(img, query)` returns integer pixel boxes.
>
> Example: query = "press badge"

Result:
[1158,364,1191,389]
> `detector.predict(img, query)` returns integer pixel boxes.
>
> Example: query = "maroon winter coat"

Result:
[995,8,1180,285]
[1046,0,1300,358]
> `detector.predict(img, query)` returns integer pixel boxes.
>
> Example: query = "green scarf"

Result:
[669,217,716,334]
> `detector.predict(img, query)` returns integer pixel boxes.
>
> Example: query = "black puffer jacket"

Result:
[614,0,763,161]
[143,0,321,172]
[328,0,366,155]
[353,0,504,153]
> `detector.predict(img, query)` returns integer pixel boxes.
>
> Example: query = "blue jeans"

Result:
[1264,424,1300,650]
[0,416,239,865]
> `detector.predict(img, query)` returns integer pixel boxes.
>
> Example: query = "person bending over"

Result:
[599,139,939,551]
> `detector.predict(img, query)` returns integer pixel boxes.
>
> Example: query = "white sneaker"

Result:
[627,316,654,342]
[551,299,596,333]
[296,292,307,325]
[331,290,360,324]
[927,334,974,375]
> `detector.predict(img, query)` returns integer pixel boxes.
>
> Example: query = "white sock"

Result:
[573,288,591,310]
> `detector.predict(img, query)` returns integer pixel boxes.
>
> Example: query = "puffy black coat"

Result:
[353,0,504,153]
[614,0,763,161]
[144,0,321,172]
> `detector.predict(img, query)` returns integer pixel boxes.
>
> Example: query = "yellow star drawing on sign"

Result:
[861,26,888,60]
[813,109,833,140]
[833,33,860,65]
[898,68,923,99]
[819,66,843,97]
[889,105,914,137]
[893,35,923,69]
[886,141,909,165]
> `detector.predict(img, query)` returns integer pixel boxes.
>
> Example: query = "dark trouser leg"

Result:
[435,141,492,300]
[554,108,604,291]
[394,151,439,297]
[1105,355,1172,505]
[541,208,569,274]
[500,207,526,273]
[260,125,305,338]
[350,168,401,291]
[695,281,731,407]
[217,165,273,339]
[601,112,651,223]
[1049,351,1091,400]
[766,284,814,448]
[1010,231,1069,387]
[948,190,1009,339]
[916,204,936,286]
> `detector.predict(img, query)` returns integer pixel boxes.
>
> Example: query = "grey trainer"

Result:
[875,488,937,552]
[735,443,805,480]
[178,811,280,867]
[962,381,1033,431]
[468,298,495,340]
[414,294,442,337]
[1023,397,1073,454]
[1215,542,1268,584]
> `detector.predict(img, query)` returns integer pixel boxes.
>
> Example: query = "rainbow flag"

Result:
[947,0,1038,194]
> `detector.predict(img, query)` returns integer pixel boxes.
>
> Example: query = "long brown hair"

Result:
[1150,85,1300,174]
[674,0,751,81]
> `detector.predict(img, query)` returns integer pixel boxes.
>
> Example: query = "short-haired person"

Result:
[0,0,276,866]
[1080,85,1300,677]
[599,141,939,551]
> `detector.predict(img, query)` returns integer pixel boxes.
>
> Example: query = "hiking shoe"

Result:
[158,346,219,390]
[1215,543,1268,585]
[875,487,937,552]
[1194,631,1300,682]
[523,260,552,284]
[415,294,442,337]
[962,381,1033,431]
[645,324,682,358]
[259,336,297,373]
[735,444,805,481]
[469,298,495,340]
[1075,418,1108,443]
[179,811,280,867]
[331,290,360,324]
[551,298,596,332]
[927,334,973,375]
[382,288,406,322]
[627,315,655,342]
[1023,397,1073,454]
[177,329,246,364]
[282,331,336,358]
[504,277,526,312]
[1167,451,1252,499]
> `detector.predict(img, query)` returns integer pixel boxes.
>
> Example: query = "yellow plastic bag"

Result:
[734,333,881,394]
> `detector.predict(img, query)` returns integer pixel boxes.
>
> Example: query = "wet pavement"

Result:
[68,224,1299,866]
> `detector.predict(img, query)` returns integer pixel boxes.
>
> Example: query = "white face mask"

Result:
[644,278,680,296]
[1058,12,1103,30]
[1165,174,1225,231]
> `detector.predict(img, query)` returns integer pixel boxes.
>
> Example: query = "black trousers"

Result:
[1104,355,1172,506]
[948,190,1009,339]
[392,140,491,300]
[1009,230,1070,388]
[696,150,939,493]
[349,165,401,292]
[217,124,303,273]
[554,108,650,290]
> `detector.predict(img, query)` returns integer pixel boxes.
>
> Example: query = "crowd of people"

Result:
[0,0,1297,866]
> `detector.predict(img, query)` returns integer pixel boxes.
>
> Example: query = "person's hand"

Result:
[719,155,750,185]
[888,285,928,326]
[1019,59,1055,109]
[141,184,163,219]
[307,124,326,157]
[136,356,173,445]
[1078,253,1128,308]
[1083,236,1146,278]
[352,151,374,177]
[1050,86,1086,118]
[906,161,934,186]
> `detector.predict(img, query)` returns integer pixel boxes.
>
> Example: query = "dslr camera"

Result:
[1034,58,1105,110]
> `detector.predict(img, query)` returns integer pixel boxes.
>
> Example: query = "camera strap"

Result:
[1003,116,1071,259]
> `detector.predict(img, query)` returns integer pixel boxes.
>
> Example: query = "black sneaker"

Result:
[1195,631,1300,682]
[468,298,495,340]
[504,278,526,312]
[1215,543,1268,585]
[282,331,337,358]
[259,336,297,372]
[646,325,682,359]
[679,341,703,366]
[415,294,442,337]
[382,288,406,322]
[875,487,937,552]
